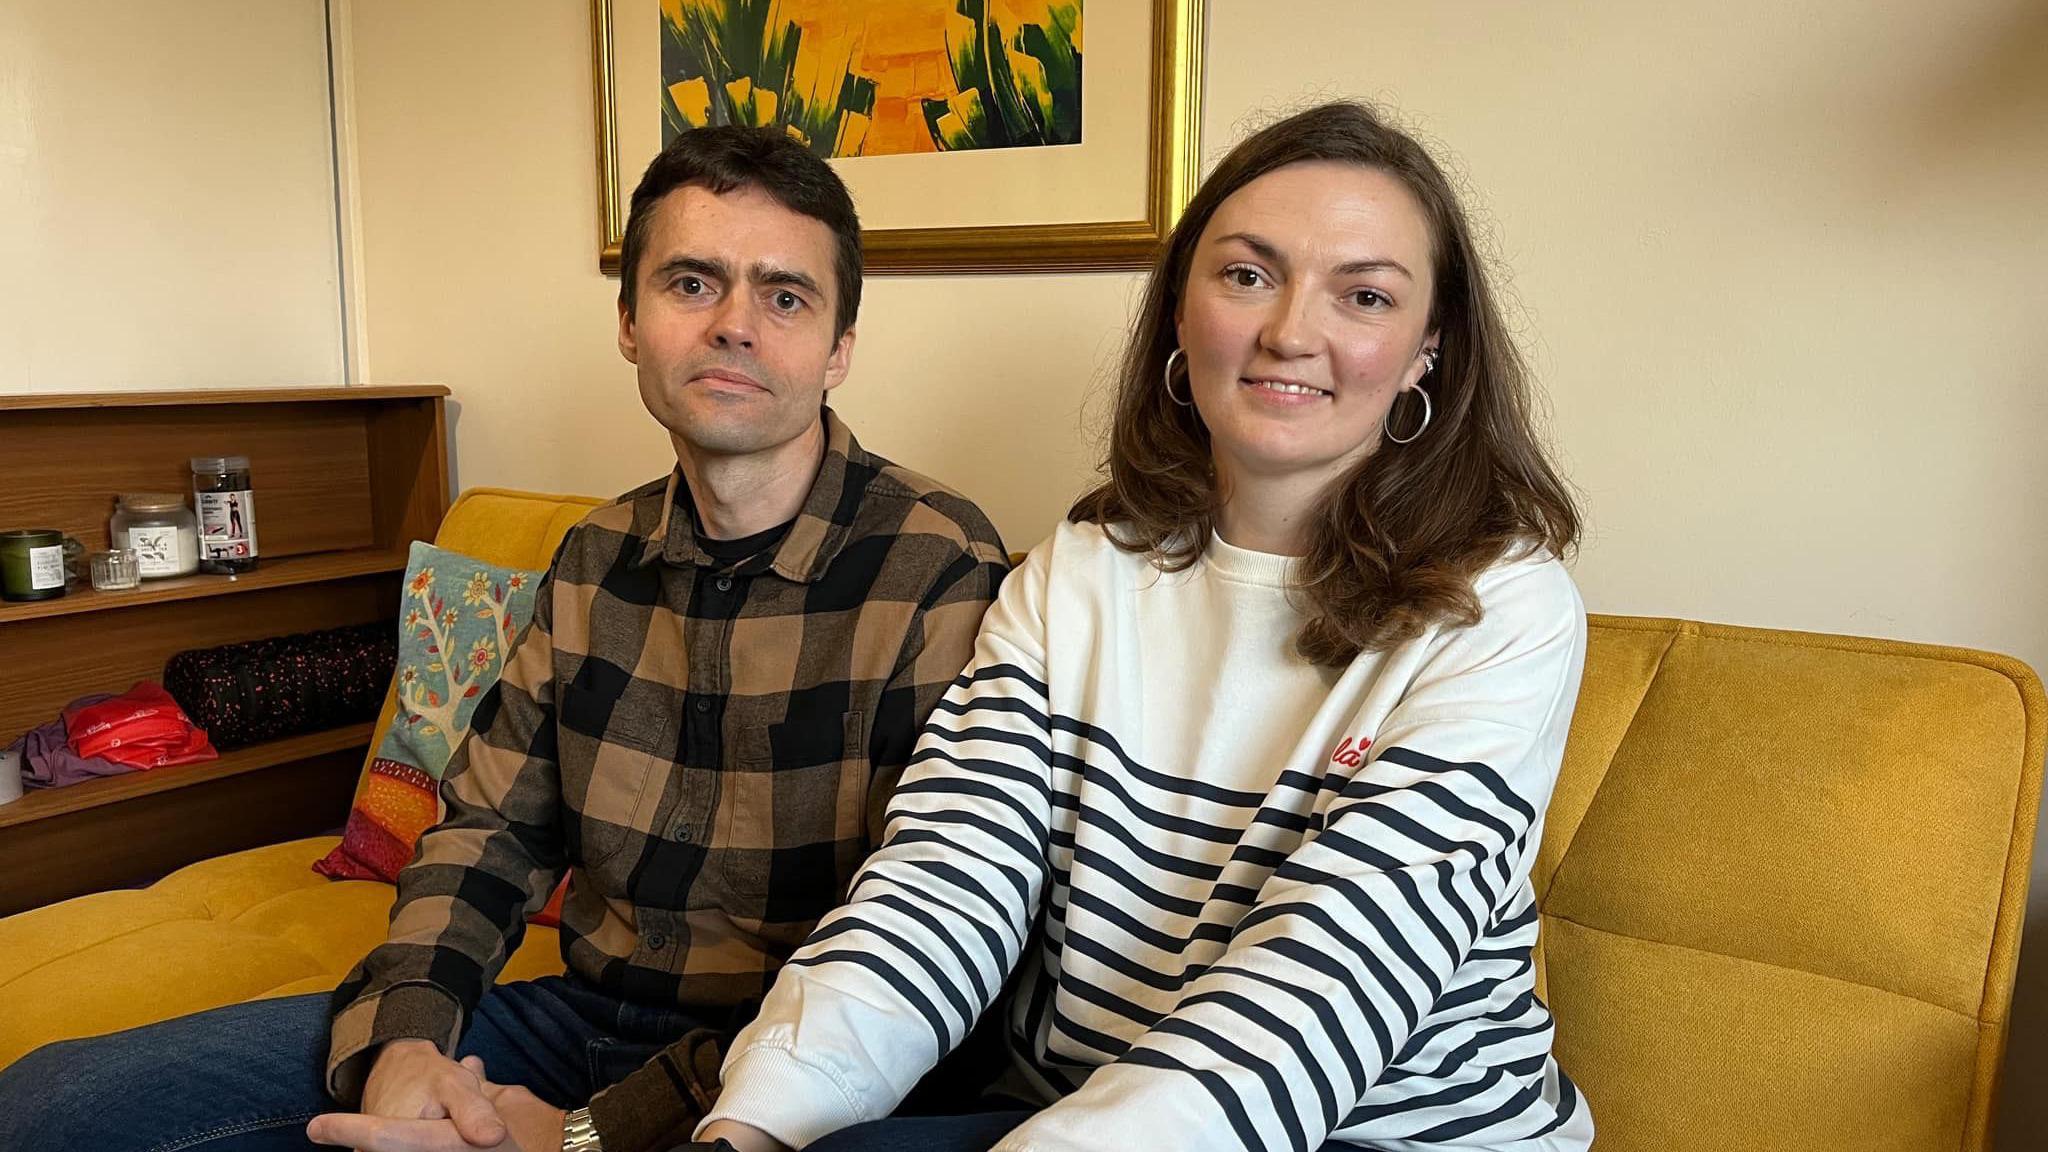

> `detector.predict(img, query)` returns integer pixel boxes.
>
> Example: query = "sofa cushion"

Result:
[0,837,564,1068]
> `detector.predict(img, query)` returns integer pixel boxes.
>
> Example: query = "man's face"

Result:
[618,184,854,460]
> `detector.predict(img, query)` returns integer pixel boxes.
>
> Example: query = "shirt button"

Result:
[715,576,734,592]
[694,699,711,713]
[671,826,690,843]
[647,933,667,950]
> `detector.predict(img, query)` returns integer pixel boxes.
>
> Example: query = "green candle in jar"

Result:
[0,529,69,602]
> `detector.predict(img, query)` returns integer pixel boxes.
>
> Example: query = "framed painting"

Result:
[592,0,1204,274]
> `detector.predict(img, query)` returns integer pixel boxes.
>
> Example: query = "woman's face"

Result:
[1176,160,1439,488]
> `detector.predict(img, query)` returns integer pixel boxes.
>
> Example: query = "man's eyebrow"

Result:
[650,254,731,282]
[752,264,825,298]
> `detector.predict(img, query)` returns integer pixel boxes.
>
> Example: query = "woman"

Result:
[699,101,1590,1152]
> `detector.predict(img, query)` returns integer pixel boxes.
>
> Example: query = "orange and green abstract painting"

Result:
[660,0,1083,158]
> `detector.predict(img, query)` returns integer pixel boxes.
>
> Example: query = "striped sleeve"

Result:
[999,559,1586,1152]
[701,545,1056,1148]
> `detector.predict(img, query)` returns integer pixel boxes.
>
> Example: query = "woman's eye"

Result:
[1225,265,1265,288]
[1351,289,1389,308]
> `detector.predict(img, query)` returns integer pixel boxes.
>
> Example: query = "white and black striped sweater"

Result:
[706,522,1594,1152]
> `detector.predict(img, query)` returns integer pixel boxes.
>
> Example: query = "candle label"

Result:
[28,544,64,590]
[130,526,182,577]
[197,490,259,560]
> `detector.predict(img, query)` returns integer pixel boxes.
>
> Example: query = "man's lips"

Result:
[693,368,767,391]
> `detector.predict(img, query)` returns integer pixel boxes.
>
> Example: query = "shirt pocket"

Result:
[713,710,869,922]
[558,663,673,882]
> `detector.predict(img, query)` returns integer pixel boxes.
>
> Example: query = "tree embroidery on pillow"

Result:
[316,540,545,884]
[398,564,532,755]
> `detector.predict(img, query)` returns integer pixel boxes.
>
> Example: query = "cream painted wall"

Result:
[341,1,2048,1141]
[0,0,344,392]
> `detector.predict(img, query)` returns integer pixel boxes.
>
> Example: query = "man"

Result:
[0,126,1007,1152]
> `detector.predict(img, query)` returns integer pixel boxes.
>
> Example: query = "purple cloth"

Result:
[7,696,138,789]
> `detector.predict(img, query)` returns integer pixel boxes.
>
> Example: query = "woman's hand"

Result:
[697,1118,793,1152]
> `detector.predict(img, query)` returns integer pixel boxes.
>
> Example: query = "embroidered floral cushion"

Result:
[314,542,540,885]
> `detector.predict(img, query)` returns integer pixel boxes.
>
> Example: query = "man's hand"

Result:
[308,1052,566,1151]
[696,1119,792,1152]
[350,1040,506,1145]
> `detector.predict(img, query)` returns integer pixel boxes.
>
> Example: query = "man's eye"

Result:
[677,276,705,294]
[774,291,803,312]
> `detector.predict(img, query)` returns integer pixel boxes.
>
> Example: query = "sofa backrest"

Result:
[1540,616,2042,1151]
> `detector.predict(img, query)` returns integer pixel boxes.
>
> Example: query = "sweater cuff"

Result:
[325,982,465,1105]
[695,1045,869,1149]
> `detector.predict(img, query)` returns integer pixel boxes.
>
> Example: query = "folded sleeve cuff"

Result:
[694,1045,869,1150]
[325,982,466,1105]
[585,1028,727,1152]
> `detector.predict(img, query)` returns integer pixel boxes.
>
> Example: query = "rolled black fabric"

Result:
[164,623,397,751]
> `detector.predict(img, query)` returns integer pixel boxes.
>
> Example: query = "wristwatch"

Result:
[562,1107,603,1152]
[563,1107,740,1152]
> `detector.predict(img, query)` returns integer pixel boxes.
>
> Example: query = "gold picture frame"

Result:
[591,0,1205,275]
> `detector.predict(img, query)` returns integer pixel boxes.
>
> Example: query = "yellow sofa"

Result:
[0,488,2040,1152]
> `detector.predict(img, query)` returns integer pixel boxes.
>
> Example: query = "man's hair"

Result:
[618,126,863,337]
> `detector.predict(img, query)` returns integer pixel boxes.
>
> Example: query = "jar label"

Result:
[197,490,259,560]
[130,526,183,577]
[28,544,64,590]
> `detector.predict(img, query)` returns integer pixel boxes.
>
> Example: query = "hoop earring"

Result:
[1385,386,1432,444]
[1163,348,1193,407]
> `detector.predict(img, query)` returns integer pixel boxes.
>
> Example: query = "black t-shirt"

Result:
[680,480,794,567]
[698,518,792,566]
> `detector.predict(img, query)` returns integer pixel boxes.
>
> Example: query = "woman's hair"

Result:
[1069,101,1579,665]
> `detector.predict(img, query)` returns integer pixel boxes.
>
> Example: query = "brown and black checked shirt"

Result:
[326,410,1008,1151]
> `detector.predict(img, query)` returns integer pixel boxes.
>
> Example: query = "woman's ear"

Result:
[1407,331,1441,389]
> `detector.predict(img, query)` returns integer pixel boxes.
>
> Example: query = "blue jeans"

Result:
[0,976,698,1151]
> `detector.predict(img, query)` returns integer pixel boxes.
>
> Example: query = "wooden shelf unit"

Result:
[0,386,449,916]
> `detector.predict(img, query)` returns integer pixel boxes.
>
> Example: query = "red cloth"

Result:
[531,876,570,928]
[63,682,216,770]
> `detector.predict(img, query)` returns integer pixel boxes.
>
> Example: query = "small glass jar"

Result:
[89,549,142,591]
[111,493,201,579]
[190,456,259,574]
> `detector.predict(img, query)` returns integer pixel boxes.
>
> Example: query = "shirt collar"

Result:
[635,407,867,584]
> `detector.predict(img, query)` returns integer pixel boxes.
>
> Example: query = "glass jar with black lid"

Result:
[191,455,260,574]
